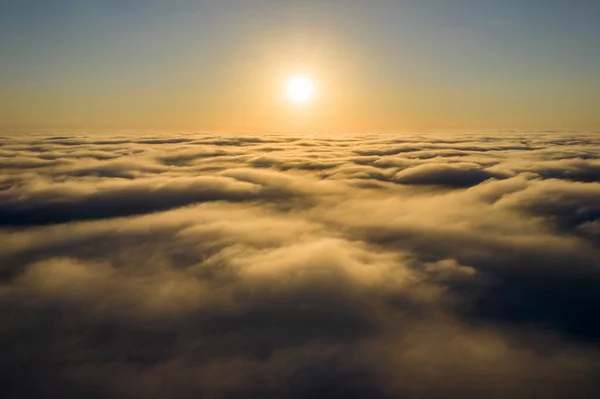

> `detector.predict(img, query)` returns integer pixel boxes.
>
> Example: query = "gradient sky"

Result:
[1,0,599,131]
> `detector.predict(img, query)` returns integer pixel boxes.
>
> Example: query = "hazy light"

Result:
[286,75,315,104]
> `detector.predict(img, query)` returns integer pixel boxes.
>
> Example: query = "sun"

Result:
[285,75,316,104]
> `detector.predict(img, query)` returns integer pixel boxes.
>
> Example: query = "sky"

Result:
[1,0,599,131]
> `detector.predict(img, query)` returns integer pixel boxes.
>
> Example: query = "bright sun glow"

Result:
[286,75,315,104]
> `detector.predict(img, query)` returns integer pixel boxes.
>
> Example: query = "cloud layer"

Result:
[1,130,600,398]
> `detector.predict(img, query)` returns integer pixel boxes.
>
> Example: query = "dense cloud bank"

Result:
[1,130,600,398]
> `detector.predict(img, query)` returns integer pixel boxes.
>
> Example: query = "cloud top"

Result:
[1,130,600,398]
